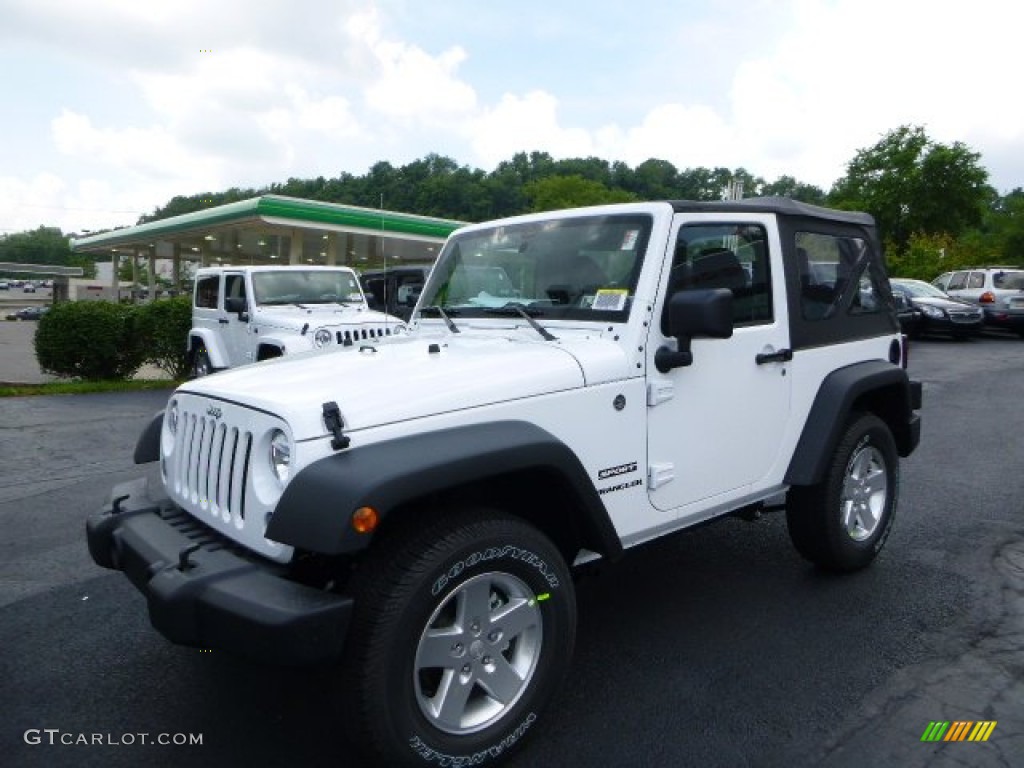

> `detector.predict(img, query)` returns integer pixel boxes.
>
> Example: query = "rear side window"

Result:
[795,232,880,320]
[993,270,1024,290]
[195,275,219,308]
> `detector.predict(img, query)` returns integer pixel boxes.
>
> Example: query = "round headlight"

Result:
[167,401,179,435]
[269,429,291,484]
[313,328,332,348]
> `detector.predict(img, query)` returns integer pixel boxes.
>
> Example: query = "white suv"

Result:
[90,199,921,767]
[932,266,1024,337]
[188,265,406,375]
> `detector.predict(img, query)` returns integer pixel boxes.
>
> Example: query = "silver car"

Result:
[932,267,1024,337]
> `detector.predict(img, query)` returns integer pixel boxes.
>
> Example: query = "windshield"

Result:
[251,270,365,306]
[418,213,652,321]
[894,280,949,299]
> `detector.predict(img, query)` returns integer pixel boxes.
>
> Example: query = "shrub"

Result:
[136,296,192,379]
[35,301,147,380]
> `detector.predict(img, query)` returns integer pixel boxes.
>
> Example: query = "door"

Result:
[220,272,252,365]
[646,216,791,516]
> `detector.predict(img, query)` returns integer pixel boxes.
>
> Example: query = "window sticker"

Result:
[621,230,639,250]
[592,288,629,311]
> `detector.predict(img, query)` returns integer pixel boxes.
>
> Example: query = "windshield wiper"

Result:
[484,305,557,341]
[420,305,460,333]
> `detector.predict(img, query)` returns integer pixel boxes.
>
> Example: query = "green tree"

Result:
[830,125,992,250]
[761,175,827,205]
[523,175,635,212]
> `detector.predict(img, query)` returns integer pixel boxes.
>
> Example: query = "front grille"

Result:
[337,326,394,344]
[174,413,252,521]
[949,311,982,323]
[163,395,292,563]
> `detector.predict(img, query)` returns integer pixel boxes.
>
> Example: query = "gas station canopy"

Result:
[70,195,466,269]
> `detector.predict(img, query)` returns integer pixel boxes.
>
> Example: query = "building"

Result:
[70,195,466,298]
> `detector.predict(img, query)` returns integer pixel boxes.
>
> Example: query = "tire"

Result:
[191,347,212,378]
[342,510,576,767]
[786,412,899,572]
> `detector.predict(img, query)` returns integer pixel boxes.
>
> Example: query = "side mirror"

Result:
[655,288,733,373]
[225,296,248,319]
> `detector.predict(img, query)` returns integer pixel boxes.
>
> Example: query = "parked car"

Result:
[932,267,1024,337]
[890,278,983,339]
[23,283,36,293]
[892,290,924,337]
[0,281,9,290]
[5,306,49,321]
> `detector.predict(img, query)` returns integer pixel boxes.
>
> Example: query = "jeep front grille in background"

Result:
[337,326,393,344]
[175,412,252,520]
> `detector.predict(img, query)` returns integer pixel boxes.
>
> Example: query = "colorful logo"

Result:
[921,721,997,742]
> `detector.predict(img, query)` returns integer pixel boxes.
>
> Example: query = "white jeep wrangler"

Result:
[89,199,921,767]
[188,265,406,376]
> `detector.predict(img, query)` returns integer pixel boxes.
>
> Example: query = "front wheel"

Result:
[342,510,575,767]
[786,412,899,572]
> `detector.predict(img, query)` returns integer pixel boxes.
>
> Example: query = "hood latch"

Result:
[322,401,351,450]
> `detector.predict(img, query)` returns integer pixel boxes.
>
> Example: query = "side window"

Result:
[947,271,968,290]
[363,278,385,310]
[223,274,246,307]
[396,276,423,306]
[795,232,879,319]
[967,272,985,289]
[195,275,219,309]
[662,222,772,333]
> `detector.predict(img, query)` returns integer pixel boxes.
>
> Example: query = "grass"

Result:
[0,378,183,397]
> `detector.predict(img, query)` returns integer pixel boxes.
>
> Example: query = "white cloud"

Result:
[3,0,1023,236]
[469,91,594,168]
[595,104,736,170]
[352,10,477,120]
[52,110,214,182]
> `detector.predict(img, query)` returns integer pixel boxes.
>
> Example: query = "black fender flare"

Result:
[266,420,622,560]
[784,360,921,487]
[134,410,164,464]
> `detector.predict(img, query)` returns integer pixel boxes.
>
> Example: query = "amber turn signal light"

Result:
[352,506,379,533]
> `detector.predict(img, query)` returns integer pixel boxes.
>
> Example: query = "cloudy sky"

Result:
[1,0,1020,235]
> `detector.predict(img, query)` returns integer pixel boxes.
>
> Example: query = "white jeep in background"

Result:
[188,265,406,376]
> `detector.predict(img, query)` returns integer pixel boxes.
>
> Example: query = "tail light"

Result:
[980,291,996,304]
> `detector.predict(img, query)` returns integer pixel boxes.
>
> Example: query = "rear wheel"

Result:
[786,412,899,572]
[342,510,575,767]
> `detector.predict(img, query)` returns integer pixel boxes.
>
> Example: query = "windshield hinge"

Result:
[322,401,351,450]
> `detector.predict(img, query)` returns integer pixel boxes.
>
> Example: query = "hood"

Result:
[177,329,632,440]
[912,296,979,311]
[253,304,402,331]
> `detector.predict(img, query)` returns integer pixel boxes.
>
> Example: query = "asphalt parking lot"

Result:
[1,335,1022,767]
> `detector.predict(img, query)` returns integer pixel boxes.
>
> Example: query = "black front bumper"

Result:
[87,478,353,665]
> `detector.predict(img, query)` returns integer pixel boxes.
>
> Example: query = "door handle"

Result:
[218,318,230,324]
[755,348,792,365]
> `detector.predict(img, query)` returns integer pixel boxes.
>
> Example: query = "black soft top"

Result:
[670,197,875,227]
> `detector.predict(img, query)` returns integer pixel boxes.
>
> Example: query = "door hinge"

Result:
[648,462,675,490]
[647,380,674,407]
